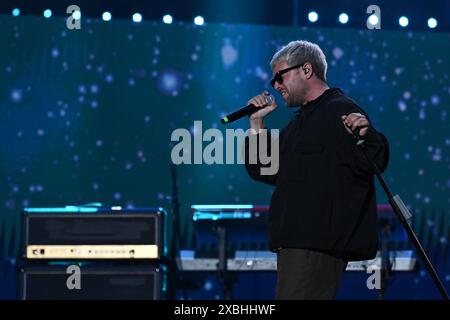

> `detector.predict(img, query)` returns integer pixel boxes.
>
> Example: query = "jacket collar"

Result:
[295,87,342,116]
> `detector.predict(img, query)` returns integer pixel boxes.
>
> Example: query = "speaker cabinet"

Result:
[19,264,164,300]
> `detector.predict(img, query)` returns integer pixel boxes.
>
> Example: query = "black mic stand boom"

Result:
[352,131,449,300]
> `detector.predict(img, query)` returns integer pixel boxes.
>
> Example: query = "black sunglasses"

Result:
[270,64,304,88]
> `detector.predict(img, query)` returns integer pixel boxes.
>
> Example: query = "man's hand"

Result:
[248,91,277,133]
[341,113,370,136]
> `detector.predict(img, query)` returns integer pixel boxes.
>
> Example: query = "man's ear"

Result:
[302,63,313,79]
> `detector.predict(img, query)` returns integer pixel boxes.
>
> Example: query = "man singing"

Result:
[244,40,390,299]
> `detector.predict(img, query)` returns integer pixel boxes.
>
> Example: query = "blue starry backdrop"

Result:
[1,15,450,298]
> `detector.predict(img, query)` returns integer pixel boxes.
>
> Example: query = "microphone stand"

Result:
[214,219,239,300]
[378,217,392,300]
[168,163,187,300]
[215,220,233,300]
[351,131,449,300]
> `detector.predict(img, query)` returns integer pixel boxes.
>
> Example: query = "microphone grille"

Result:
[264,95,274,105]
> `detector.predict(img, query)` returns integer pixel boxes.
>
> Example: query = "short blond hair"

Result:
[270,40,328,82]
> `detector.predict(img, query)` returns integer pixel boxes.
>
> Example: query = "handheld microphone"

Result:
[221,95,274,124]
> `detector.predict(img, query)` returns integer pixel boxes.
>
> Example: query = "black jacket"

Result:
[245,88,389,261]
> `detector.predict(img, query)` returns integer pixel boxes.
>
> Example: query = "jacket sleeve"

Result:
[243,130,278,186]
[354,126,389,175]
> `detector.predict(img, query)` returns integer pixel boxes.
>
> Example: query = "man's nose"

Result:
[274,82,283,91]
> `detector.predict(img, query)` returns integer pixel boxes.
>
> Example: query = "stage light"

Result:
[12,8,20,17]
[308,11,318,23]
[163,14,173,24]
[428,18,437,29]
[399,16,409,27]
[194,16,204,26]
[338,13,349,24]
[43,9,52,18]
[132,13,142,23]
[102,12,112,21]
[72,10,81,20]
[368,14,378,26]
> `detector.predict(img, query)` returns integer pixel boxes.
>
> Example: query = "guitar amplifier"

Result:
[22,207,166,260]
[19,264,164,300]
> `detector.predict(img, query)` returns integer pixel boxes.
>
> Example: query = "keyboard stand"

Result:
[215,220,237,300]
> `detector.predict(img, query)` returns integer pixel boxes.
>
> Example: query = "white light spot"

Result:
[339,13,349,24]
[255,66,268,80]
[368,14,379,26]
[51,48,59,58]
[11,89,22,102]
[132,13,142,23]
[194,16,205,26]
[399,16,409,27]
[428,18,437,29]
[431,95,440,105]
[419,109,426,120]
[308,11,319,23]
[403,91,411,100]
[90,84,99,93]
[43,9,52,19]
[72,11,81,20]
[332,47,344,60]
[394,67,404,75]
[221,40,238,68]
[204,281,213,291]
[162,14,173,24]
[102,12,112,22]
[105,74,114,83]
[398,100,407,112]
